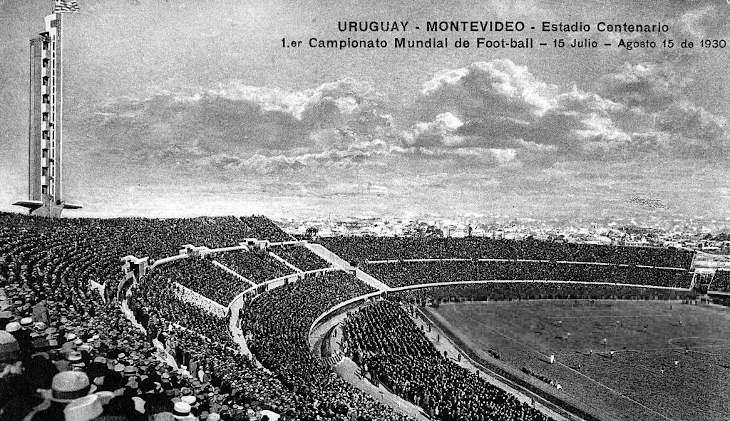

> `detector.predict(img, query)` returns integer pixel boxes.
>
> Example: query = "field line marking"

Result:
[553,360,676,421]
[452,304,678,421]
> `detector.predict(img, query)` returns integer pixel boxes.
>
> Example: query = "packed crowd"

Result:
[130,273,235,348]
[0,214,251,420]
[130,273,302,419]
[0,212,415,421]
[318,237,695,269]
[152,257,249,306]
[213,252,294,285]
[77,215,251,261]
[0,210,703,421]
[239,272,412,421]
[386,282,696,305]
[364,261,692,289]
[342,300,554,421]
[344,300,440,362]
[0,212,297,302]
[239,217,294,244]
[270,246,331,272]
[710,270,730,292]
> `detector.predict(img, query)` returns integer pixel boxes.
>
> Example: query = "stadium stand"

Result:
[150,257,249,306]
[130,273,301,416]
[270,246,332,272]
[0,211,700,421]
[239,272,412,420]
[0,212,327,421]
[131,272,236,347]
[710,270,730,292]
[318,237,694,268]
[214,251,294,284]
[343,300,553,420]
[386,282,696,304]
[365,261,693,289]
[239,216,295,243]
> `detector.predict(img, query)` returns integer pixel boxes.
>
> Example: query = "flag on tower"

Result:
[53,0,80,13]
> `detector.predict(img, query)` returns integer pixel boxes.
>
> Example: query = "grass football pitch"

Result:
[432,299,730,421]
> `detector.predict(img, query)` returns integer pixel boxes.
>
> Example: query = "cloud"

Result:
[418,60,556,120]
[656,101,728,156]
[676,4,729,39]
[596,62,728,155]
[76,56,728,182]
[402,112,465,147]
[403,60,625,157]
[74,78,398,173]
[596,62,685,112]
[401,146,521,167]
[207,78,389,126]
[402,58,728,161]
[204,139,400,174]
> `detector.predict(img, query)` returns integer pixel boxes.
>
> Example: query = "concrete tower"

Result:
[15,11,81,217]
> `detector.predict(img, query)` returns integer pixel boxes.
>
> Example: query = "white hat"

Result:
[173,402,193,420]
[260,410,280,421]
[64,394,103,421]
[93,391,115,405]
[132,396,146,414]
[51,371,95,403]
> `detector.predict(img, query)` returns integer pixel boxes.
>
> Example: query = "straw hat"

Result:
[172,402,195,420]
[0,331,20,362]
[51,371,95,403]
[180,395,196,405]
[67,351,83,362]
[63,394,104,421]
[93,390,115,405]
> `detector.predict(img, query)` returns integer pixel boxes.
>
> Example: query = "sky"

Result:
[0,0,729,220]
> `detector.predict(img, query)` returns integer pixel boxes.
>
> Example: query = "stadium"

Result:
[2,211,730,421]
[2,1,730,421]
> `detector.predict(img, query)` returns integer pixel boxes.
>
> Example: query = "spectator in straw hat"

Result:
[6,321,32,357]
[0,331,42,421]
[32,371,95,421]
[172,402,195,421]
[20,317,34,330]
[0,331,20,367]
[5,322,20,334]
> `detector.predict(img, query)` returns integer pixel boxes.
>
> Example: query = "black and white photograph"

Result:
[0,0,729,420]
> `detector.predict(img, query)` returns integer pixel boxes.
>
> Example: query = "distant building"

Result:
[14,13,81,217]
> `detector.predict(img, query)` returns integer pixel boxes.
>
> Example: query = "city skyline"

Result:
[1,0,728,220]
